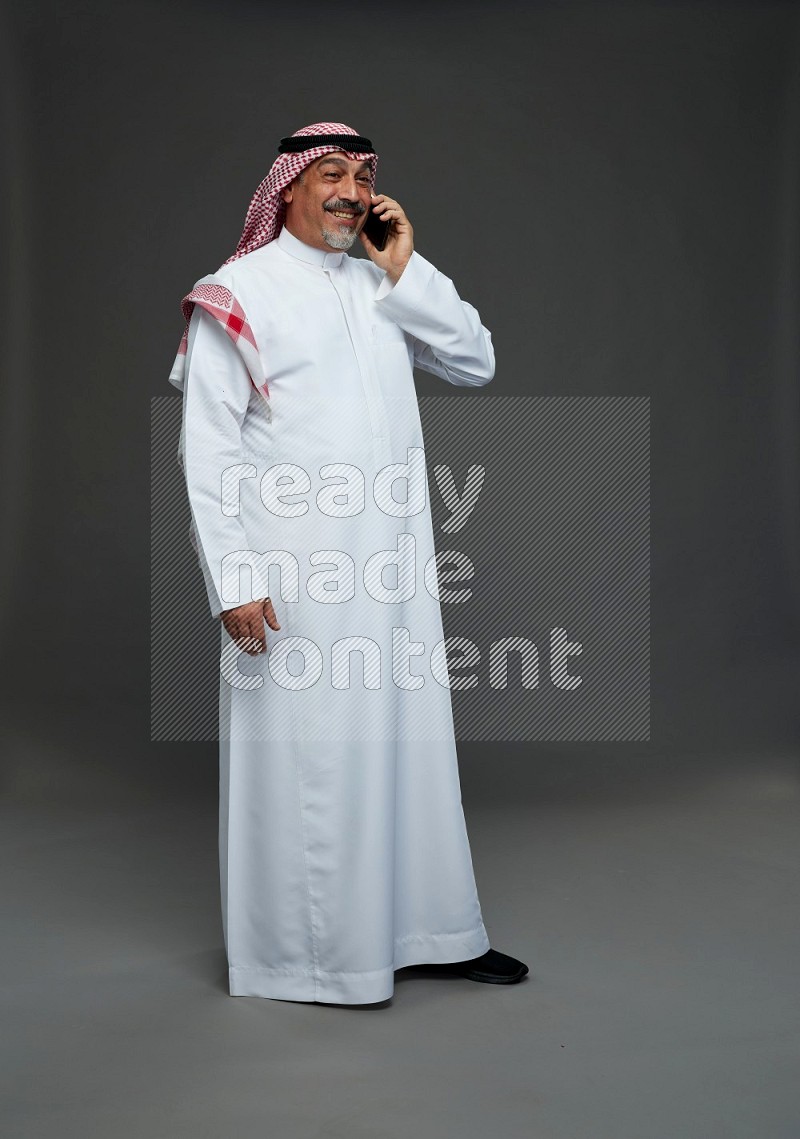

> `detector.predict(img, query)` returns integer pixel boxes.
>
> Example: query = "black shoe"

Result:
[408,948,529,985]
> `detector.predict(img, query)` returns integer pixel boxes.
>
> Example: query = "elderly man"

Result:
[169,122,527,1004]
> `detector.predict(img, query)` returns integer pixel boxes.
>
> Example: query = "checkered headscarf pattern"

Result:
[169,121,378,409]
[168,272,272,403]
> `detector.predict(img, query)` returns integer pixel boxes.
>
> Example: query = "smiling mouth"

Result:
[327,209,361,223]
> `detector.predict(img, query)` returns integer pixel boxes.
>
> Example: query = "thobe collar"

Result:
[276,225,347,269]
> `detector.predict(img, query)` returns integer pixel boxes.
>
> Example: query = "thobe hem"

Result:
[227,923,491,1004]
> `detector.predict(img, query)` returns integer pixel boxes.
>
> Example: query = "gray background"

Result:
[2,2,799,1137]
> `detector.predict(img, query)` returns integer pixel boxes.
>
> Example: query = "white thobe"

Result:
[176,224,495,1003]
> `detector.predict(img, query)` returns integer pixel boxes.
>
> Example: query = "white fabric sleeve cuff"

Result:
[374,250,435,307]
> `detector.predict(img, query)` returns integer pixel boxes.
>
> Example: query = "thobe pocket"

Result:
[368,326,416,405]
[370,323,407,344]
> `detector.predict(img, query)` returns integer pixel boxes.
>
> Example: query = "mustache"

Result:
[323,200,366,215]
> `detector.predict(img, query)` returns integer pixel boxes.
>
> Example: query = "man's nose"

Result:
[338,175,361,204]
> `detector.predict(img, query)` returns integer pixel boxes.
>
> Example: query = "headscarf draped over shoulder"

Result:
[168,121,378,414]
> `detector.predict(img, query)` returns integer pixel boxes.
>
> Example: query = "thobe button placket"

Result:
[323,264,390,447]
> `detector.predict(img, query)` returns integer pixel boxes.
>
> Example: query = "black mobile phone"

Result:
[362,204,391,252]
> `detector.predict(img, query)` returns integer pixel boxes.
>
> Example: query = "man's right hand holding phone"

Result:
[360,192,414,285]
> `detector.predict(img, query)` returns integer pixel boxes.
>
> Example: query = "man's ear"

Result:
[280,185,293,204]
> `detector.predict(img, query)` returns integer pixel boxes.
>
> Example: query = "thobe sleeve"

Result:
[373,251,495,387]
[179,305,271,619]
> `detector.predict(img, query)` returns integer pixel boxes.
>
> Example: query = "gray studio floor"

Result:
[2,701,799,1139]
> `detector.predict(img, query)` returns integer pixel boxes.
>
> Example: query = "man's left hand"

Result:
[360,193,413,284]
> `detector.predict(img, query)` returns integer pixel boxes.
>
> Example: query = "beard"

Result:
[321,223,360,250]
[321,201,364,250]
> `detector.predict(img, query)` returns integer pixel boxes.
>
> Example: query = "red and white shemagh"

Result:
[169,122,378,410]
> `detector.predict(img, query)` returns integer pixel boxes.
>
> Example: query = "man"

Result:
[169,122,527,1004]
